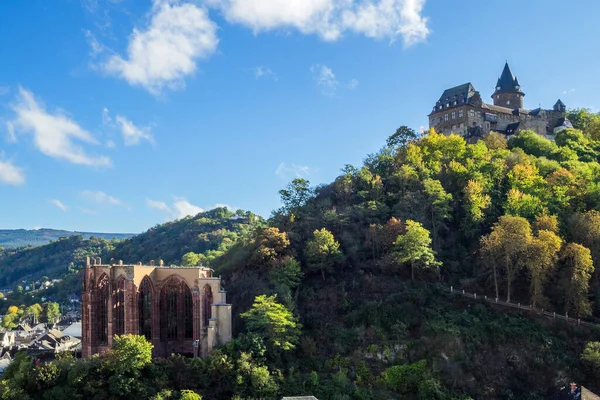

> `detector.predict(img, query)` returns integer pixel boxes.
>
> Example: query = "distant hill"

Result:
[0,208,262,290]
[0,228,135,249]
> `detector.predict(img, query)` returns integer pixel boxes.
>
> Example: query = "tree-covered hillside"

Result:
[208,123,600,398]
[5,118,600,398]
[0,208,262,297]
[107,207,263,265]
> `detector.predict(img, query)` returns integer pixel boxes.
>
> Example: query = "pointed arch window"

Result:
[96,274,109,345]
[139,277,153,340]
[203,285,213,328]
[183,283,193,339]
[114,278,125,335]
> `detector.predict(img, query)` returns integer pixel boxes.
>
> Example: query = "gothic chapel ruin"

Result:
[81,257,232,358]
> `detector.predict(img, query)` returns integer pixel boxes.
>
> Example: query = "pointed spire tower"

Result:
[492,62,525,108]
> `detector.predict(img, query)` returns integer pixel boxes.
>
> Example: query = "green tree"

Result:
[26,304,43,325]
[305,228,342,280]
[582,341,600,374]
[387,126,418,148]
[393,220,441,281]
[278,178,313,214]
[240,294,300,352]
[423,178,453,250]
[180,390,202,400]
[181,252,201,266]
[42,302,61,324]
[526,230,562,308]
[463,180,491,224]
[480,215,532,302]
[561,243,595,317]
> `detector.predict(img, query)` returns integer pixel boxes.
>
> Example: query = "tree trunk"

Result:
[492,262,499,300]
[506,271,512,303]
[411,261,415,281]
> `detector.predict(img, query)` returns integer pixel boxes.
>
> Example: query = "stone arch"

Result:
[203,284,213,328]
[138,276,153,340]
[114,276,126,336]
[95,273,110,345]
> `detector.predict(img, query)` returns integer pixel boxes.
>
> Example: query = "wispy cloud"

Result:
[115,115,154,146]
[97,0,219,94]
[205,0,430,47]
[51,199,69,212]
[254,66,277,81]
[0,160,25,185]
[310,64,338,97]
[275,162,311,179]
[147,197,204,220]
[562,88,576,95]
[348,79,359,89]
[81,190,121,205]
[7,87,111,167]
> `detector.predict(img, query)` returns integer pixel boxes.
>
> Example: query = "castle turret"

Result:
[553,99,566,113]
[492,62,524,109]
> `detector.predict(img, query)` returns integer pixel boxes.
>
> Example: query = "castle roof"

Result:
[493,62,524,97]
[437,82,476,104]
[554,99,566,108]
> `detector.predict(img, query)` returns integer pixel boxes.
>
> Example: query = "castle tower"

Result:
[492,62,524,109]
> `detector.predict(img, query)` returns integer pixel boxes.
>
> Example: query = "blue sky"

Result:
[0,0,599,233]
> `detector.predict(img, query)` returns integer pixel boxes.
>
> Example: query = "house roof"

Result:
[506,122,521,134]
[493,62,524,96]
[555,118,574,129]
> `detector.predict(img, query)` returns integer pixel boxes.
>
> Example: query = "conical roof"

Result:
[493,62,524,96]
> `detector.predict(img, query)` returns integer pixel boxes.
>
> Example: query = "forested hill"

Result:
[205,114,600,398]
[0,228,134,248]
[0,208,263,291]
[106,207,263,265]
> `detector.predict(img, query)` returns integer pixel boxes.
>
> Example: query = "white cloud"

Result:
[172,200,204,219]
[348,79,359,89]
[32,226,42,230]
[205,0,430,46]
[276,162,311,179]
[100,0,219,94]
[254,66,277,81]
[81,190,121,205]
[51,199,69,212]
[7,87,111,167]
[310,64,338,96]
[85,30,106,57]
[562,88,576,95]
[115,115,154,146]
[147,199,171,212]
[0,86,10,96]
[147,197,204,219]
[0,160,25,185]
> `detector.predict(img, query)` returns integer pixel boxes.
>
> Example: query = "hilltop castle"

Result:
[428,62,572,140]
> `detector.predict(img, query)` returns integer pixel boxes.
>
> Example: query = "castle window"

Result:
[506,100,510,105]
[497,86,501,90]
[451,111,456,119]
[469,110,475,118]
[496,95,500,100]
[446,103,449,108]
[453,101,457,106]
[459,110,463,118]
[460,123,464,128]
[444,114,448,121]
